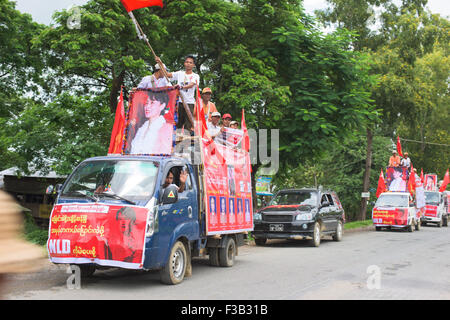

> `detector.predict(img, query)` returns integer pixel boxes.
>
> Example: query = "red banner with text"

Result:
[203,141,253,235]
[47,203,149,269]
[372,208,408,226]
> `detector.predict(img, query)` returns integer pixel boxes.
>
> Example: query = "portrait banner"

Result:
[202,140,253,235]
[386,166,409,192]
[424,205,438,218]
[123,87,178,155]
[424,174,437,191]
[47,203,149,269]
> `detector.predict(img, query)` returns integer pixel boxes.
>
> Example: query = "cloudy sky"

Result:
[13,0,450,25]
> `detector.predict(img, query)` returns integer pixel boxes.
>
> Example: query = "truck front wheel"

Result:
[160,241,187,285]
[219,237,236,267]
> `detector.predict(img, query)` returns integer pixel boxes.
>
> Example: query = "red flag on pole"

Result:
[241,109,250,153]
[120,0,163,12]
[420,168,424,183]
[396,136,403,158]
[439,169,449,192]
[108,88,125,154]
[376,169,386,198]
[408,164,416,195]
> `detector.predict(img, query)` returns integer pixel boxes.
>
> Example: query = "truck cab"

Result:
[372,192,420,232]
[48,154,247,284]
[421,191,447,227]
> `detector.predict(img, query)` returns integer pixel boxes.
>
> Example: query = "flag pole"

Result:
[128,11,195,128]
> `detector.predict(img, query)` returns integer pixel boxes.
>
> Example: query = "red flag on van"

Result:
[376,169,386,198]
[120,0,163,12]
[108,88,125,154]
[440,169,449,192]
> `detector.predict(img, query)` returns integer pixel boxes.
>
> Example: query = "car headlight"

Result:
[253,212,262,221]
[295,213,313,221]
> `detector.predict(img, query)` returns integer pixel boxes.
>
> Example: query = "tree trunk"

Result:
[359,128,373,220]
[109,70,126,113]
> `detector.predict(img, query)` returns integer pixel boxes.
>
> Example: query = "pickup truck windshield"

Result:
[61,160,159,204]
[376,194,409,208]
[269,191,318,206]
[424,192,439,205]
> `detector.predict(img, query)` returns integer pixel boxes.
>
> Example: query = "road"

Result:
[3,225,450,300]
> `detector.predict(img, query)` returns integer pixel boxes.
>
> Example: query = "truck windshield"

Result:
[376,194,409,207]
[424,192,439,205]
[269,191,318,207]
[61,160,159,204]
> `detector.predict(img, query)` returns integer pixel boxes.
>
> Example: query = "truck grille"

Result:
[263,215,293,222]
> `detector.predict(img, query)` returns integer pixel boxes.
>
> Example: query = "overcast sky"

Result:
[13,0,450,25]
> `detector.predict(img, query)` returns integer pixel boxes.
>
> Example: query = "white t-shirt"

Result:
[170,71,199,104]
[137,75,171,89]
[207,122,221,138]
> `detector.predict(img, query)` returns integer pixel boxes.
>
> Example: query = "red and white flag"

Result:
[120,0,163,12]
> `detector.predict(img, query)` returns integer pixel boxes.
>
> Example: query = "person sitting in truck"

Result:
[162,167,188,193]
[389,150,401,167]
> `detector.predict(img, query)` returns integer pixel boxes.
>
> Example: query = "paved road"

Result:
[3,225,450,300]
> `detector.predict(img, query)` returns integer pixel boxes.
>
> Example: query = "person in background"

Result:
[199,87,218,122]
[207,111,223,140]
[401,152,411,170]
[222,114,232,128]
[230,121,239,129]
[389,150,401,167]
[137,63,171,89]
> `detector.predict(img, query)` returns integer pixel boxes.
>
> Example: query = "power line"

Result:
[399,138,450,148]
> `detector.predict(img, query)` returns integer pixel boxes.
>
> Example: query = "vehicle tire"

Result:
[160,241,187,285]
[332,220,343,241]
[443,216,448,227]
[437,218,442,228]
[208,247,220,267]
[415,219,421,231]
[422,221,427,226]
[254,238,267,246]
[219,237,236,267]
[375,226,382,231]
[75,264,96,278]
[309,222,321,247]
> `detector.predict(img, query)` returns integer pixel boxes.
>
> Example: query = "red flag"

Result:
[120,0,163,12]
[376,169,386,198]
[439,169,449,192]
[420,168,424,183]
[108,88,125,154]
[195,85,209,140]
[241,109,250,153]
[396,136,403,158]
[408,165,416,195]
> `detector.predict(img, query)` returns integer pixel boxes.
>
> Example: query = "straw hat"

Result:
[0,191,46,273]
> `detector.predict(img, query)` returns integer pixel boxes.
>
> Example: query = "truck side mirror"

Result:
[162,185,178,205]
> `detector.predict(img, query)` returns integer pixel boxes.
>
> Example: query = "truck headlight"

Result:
[253,212,262,221]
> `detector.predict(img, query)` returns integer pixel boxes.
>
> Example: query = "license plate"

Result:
[270,224,284,231]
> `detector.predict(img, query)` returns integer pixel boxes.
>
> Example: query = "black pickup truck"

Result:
[252,188,345,247]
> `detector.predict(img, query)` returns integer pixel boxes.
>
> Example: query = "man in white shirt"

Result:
[207,111,222,139]
[401,152,411,170]
[137,63,171,89]
[155,55,199,132]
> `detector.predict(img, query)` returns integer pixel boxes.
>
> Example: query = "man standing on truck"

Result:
[389,150,401,167]
[155,55,199,133]
[137,63,171,89]
[401,152,411,171]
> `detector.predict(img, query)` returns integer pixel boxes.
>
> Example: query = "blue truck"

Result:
[47,154,251,285]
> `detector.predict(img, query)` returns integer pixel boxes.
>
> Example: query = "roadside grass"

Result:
[344,219,373,230]
[23,212,48,246]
